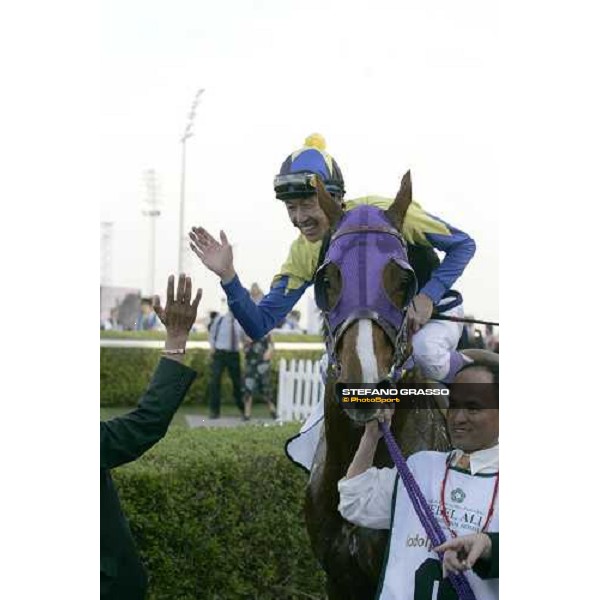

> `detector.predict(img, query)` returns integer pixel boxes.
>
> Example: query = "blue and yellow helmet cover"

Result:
[274,133,345,200]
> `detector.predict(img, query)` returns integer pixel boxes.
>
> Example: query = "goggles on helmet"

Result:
[274,172,343,200]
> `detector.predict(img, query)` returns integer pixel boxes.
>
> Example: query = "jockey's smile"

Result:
[284,194,332,242]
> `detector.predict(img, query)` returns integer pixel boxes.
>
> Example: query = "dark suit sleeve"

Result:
[472,532,499,579]
[100,358,196,470]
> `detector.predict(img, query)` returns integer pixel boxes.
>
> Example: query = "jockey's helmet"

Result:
[274,133,345,202]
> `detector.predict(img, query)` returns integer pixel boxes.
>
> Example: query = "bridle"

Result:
[314,206,417,384]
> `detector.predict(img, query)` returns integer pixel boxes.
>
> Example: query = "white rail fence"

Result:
[100,339,324,351]
[277,358,324,422]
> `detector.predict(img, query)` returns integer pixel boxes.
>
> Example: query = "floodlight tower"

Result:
[178,87,205,274]
[142,169,161,296]
[100,221,114,286]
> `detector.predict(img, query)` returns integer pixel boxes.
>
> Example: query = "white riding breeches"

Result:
[411,301,464,381]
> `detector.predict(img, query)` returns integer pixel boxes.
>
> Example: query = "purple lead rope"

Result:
[379,422,478,600]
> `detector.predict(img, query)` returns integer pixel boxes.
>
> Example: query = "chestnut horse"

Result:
[305,173,451,600]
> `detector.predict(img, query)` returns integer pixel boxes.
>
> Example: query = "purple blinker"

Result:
[315,204,417,343]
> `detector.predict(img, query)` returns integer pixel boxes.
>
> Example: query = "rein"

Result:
[432,314,500,327]
[379,422,478,600]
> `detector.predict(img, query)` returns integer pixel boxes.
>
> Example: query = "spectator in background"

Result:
[101,274,201,600]
[243,284,278,421]
[473,329,486,349]
[456,320,470,351]
[291,310,302,331]
[117,293,142,330]
[280,309,303,332]
[207,310,220,334]
[208,309,245,419]
[484,324,499,353]
[136,297,160,331]
[110,307,122,330]
[101,307,122,331]
[458,318,485,350]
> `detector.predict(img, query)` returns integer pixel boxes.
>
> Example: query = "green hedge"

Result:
[113,424,326,600]
[100,330,324,344]
[101,329,208,341]
[100,348,323,407]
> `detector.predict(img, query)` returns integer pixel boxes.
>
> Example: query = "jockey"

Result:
[191,133,475,380]
[190,134,476,469]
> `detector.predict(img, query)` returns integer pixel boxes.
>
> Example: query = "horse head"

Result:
[314,172,417,424]
[305,174,451,600]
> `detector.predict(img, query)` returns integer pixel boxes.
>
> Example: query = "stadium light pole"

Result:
[142,169,161,297]
[178,87,205,274]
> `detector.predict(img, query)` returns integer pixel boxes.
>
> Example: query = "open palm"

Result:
[189,226,234,279]
[153,274,202,337]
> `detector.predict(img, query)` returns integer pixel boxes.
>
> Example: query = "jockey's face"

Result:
[284,194,330,242]
[447,367,499,453]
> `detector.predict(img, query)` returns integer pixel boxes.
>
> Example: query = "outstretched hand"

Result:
[153,274,202,340]
[189,226,236,283]
[434,533,492,578]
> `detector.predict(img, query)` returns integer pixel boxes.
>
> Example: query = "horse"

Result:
[304,173,452,600]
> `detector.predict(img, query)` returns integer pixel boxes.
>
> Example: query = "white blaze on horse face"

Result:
[357,319,379,383]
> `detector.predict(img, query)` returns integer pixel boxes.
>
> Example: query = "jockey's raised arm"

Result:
[221,273,309,340]
[188,224,313,340]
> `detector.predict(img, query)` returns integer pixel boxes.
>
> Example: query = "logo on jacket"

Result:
[450,488,466,503]
[405,534,434,551]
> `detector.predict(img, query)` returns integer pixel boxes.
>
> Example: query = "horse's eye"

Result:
[383,261,414,309]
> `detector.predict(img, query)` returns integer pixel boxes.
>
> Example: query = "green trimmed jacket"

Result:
[100,358,196,599]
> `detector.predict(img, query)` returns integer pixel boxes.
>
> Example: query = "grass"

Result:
[100,403,280,428]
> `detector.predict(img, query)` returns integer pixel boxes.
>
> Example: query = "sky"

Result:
[99,0,498,324]
[5,4,599,594]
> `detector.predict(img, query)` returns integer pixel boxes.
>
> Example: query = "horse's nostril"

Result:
[343,408,379,424]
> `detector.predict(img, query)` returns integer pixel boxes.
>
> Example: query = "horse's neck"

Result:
[321,385,396,482]
[322,376,450,475]
[323,409,363,480]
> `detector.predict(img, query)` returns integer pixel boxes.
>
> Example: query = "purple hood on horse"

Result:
[315,204,417,361]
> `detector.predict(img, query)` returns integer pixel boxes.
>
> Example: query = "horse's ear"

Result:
[385,170,412,229]
[315,176,343,229]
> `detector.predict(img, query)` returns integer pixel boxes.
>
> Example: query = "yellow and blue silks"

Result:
[274,196,453,292]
